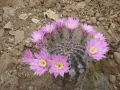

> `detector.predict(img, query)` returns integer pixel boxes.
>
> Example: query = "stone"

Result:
[87,10,94,16]
[87,20,92,24]
[3,21,13,30]
[95,13,100,17]
[98,17,104,21]
[44,9,59,20]
[0,16,2,22]
[0,29,4,37]
[110,23,116,30]
[9,30,16,35]
[90,17,96,24]
[31,18,40,24]
[19,13,29,20]
[85,0,91,3]
[77,2,86,8]
[3,7,16,19]
[44,0,57,8]
[29,0,40,7]
[114,52,120,64]
[117,74,120,81]
[28,86,34,90]
[109,75,116,83]
[15,30,24,42]
[109,14,117,19]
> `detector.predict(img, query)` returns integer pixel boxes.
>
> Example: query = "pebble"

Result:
[90,17,96,24]
[77,2,86,8]
[98,17,104,21]
[0,16,2,22]
[28,86,34,90]
[95,13,100,17]
[110,23,116,30]
[44,9,59,20]
[31,18,40,24]
[9,30,16,35]
[87,20,92,24]
[117,74,120,81]
[15,30,24,42]
[19,13,29,20]
[3,7,16,18]
[109,75,116,83]
[0,29,4,37]
[3,21,13,30]
[114,52,120,64]
[109,14,117,19]
[87,10,94,16]
[81,19,86,22]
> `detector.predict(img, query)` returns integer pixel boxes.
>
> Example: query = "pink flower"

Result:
[42,24,56,36]
[22,49,34,64]
[29,50,51,76]
[30,30,44,44]
[65,17,79,32]
[54,18,65,32]
[81,23,96,36]
[86,38,109,61]
[49,54,70,78]
[93,32,106,41]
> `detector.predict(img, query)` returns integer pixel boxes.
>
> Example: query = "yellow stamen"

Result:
[95,36,99,40]
[39,59,47,67]
[47,28,51,31]
[55,62,64,70]
[90,46,98,54]
[68,24,74,29]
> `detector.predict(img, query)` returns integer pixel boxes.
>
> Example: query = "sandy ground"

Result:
[0,0,120,90]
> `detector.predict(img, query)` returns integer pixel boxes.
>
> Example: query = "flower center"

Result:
[39,59,47,67]
[47,28,51,31]
[95,36,99,40]
[68,24,74,29]
[55,62,64,70]
[89,46,98,54]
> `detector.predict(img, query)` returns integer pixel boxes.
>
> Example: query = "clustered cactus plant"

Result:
[22,17,109,84]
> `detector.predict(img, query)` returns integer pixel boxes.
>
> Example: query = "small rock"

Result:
[95,13,100,17]
[96,21,100,25]
[87,20,92,24]
[9,30,16,35]
[19,13,29,20]
[81,19,86,23]
[98,17,104,21]
[44,9,59,20]
[3,21,13,30]
[0,29,4,37]
[31,18,40,24]
[110,23,116,30]
[44,0,56,8]
[77,2,86,8]
[109,75,116,83]
[114,52,120,64]
[109,14,117,19]
[85,0,91,3]
[117,74,120,81]
[3,7,16,19]
[113,85,117,90]
[0,16,2,22]
[90,17,96,24]
[87,10,94,16]
[104,26,108,30]
[28,86,34,90]
[15,30,24,42]
[29,0,40,7]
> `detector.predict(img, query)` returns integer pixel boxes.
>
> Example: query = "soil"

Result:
[0,0,120,90]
